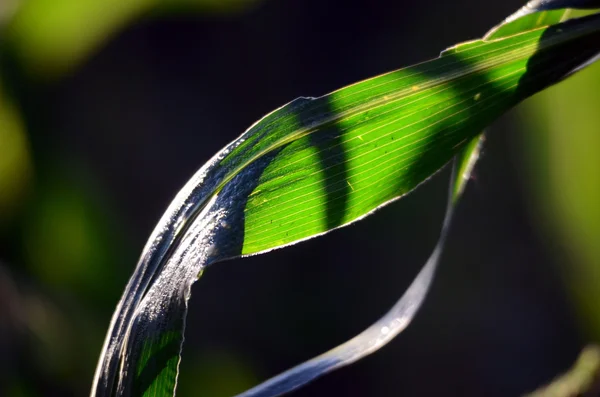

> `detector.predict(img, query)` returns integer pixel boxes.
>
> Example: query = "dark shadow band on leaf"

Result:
[304,102,350,230]
[516,15,600,92]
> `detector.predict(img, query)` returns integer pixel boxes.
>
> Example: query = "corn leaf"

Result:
[231,9,573,397]
[504,0,600,22]
[91,11,600,397]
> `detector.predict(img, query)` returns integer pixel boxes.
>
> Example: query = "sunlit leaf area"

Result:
[1,1,599,396]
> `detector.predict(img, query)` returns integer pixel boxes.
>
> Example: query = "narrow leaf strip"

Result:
[504,0,600,23]
[233,136,484,397]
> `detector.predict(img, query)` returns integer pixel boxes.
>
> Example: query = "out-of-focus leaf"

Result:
[91,12,600,397]
[2,0,263,79]
[177,351,258,397]
[525,345,600,396]
[519,59,600,339]
[0,84,32,224]
[0,0,19,27]
[21,176,120,296]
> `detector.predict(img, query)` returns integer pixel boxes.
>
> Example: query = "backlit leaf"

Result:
[91,11,600,397]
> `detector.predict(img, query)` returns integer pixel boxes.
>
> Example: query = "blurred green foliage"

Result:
[177,350,258,397]
[525,345,600,396]
[520,61,600,340]
[3,0,262,79]
[21,174,119,295]
[0,83,31,225]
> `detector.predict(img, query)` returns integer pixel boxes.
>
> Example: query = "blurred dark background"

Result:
[1,0,599,396]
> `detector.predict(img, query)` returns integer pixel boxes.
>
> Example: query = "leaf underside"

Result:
[91,9,600,397]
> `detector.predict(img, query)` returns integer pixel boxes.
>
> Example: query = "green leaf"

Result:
[484,9,570,40]
[92,12,600,397]
[234,133,485,397]
[452,134,484,204]
[503,0,600,23]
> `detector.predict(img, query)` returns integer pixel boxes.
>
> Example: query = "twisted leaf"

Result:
[91,9,600,397]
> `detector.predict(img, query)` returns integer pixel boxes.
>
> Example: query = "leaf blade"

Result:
[232,134,485,397]
[240,13,600,254]
[91,12,600,397]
